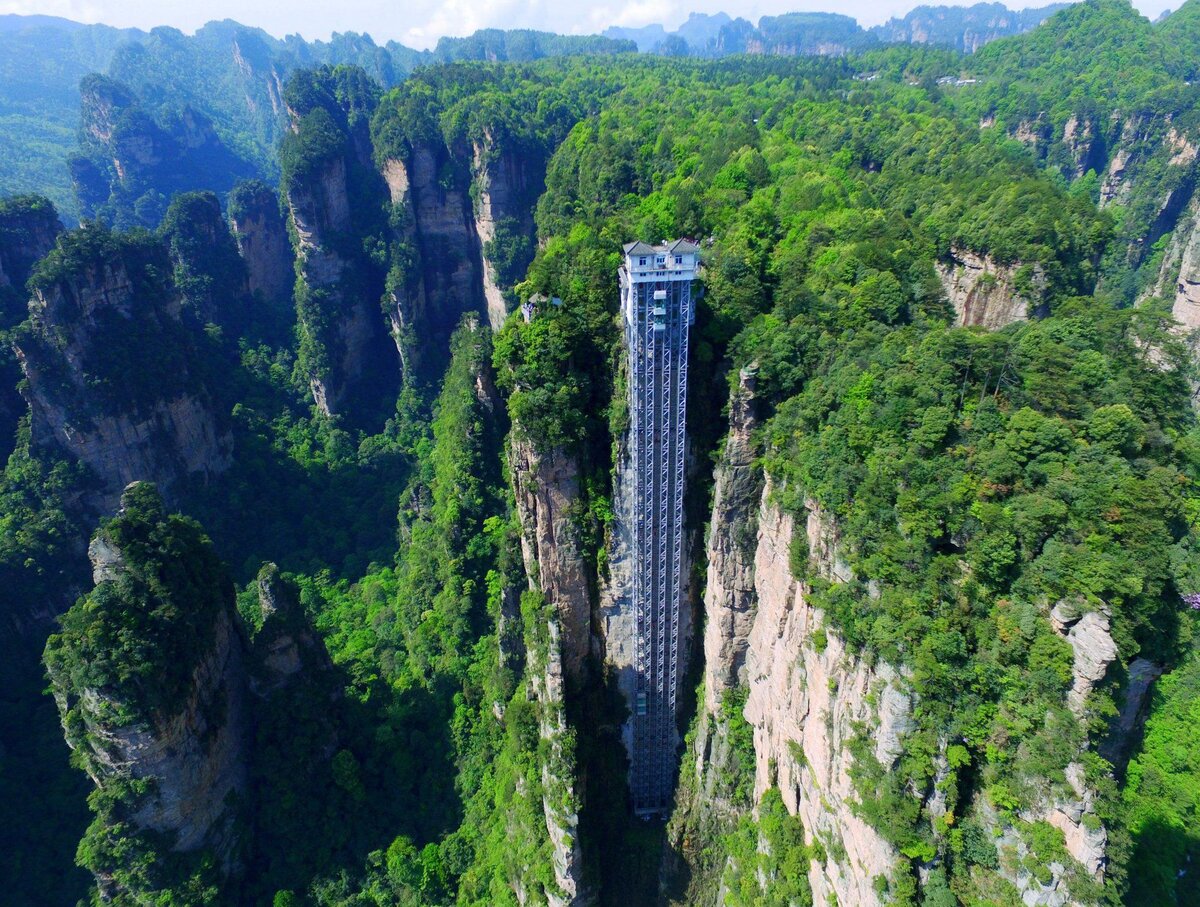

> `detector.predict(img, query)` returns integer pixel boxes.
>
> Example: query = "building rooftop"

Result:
[623,239,700,256]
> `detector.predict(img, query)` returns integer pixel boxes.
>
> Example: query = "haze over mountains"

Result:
[2,3,1063,222]
[605,3,1067,55]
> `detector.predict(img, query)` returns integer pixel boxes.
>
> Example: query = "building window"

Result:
[656,256,665,265]
[674,256,682,264]
[639,257,646,266]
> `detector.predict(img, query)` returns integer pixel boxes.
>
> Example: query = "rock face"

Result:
[71,74,256,227]
[250,563,336,698]
[14,228,232,513]
[871,3,1067,53]
[1050,600,1118,718]
[378,130,543,376]
[90,607,248,856]
[287,150,398,420]
[972,601,1117,906]
[45,484,250,898]
[1060,114,1106,180]
[529,618,588,907]
[1099,656,1162,772]
[379,138,490,378]
[511,436,593,680]
[471,135,544,330]
[673,377,909,906]
[701,368,762,713]
[160,190,252,328]
[405,143,482,336]
[1146,194,1200,335]
[936,245,1040,328]
[228,180,294,310]
[0,194,61,458]
[0,195,60,299]
[743,495,909,907]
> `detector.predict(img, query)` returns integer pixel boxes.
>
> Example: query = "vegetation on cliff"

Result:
[4,6,1200,904]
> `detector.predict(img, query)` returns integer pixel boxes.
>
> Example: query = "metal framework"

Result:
[620,240,697,815]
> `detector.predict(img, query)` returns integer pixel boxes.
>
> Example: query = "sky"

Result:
[0,0,1183,50]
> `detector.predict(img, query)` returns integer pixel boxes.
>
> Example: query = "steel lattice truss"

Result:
[620,243,694,815]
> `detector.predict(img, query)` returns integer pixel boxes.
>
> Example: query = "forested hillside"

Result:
[0,16,633,222]
[0,2,1198,906]
[0,3,1084,224]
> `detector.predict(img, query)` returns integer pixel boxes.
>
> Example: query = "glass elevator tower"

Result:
[619,239,698,815]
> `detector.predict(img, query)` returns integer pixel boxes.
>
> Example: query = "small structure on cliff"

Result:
[619,239,698,814]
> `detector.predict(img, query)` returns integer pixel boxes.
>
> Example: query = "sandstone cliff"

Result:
[44,483,251,899]
[286,146,399,421]
[250,562,337,700]
[160,190,253,329]
[506,436,590,902]
[70,74,256,227]
[0,195,61,301]
[701,368,764,714]
[0,194,61,457]
[937,245,1042,329]
[471,134,544,330]
[228,180,294,312]
[529,616,588,907]
[672,372,1126,906]
[1145,193,1200,337]
[13,227,232,513]
[377,140,483,379]
[511,436,593,680]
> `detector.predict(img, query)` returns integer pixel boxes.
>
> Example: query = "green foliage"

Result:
[45,483,231,724]
[42,483,236,905]
[721,788,814,907]
[5,27,1200,907]
[1122,625,1200,907]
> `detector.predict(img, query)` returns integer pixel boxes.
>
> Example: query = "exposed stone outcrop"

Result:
[1098,116,1147,208]
[1061,114,1105,180]
[1050,600,1118,718]
[511,436,593,680]
[228,180,294,310]
[471,136,545,331]
[0,194,61,458]
[673,370,915,906]
[71,74,256,226]
[376,140,492,379]
[380,156,427,377]
[0,195,60,299]
[702,367,762,712]
[406,144,482,336]
[982,757,1107,906]
[14,231,232,513]
[975,599,1118,905]
[743,495,910,907]
[937,245,1042,328]
[45,484,250,898]
[1146,193,1200,336]
[287,151,398,419]
[83,605,248,858]
[530,618,588,907]
[161,190,253,329]
[249,563,336,698]
[1097,115,1196,259]
[1099,656,1162,772]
